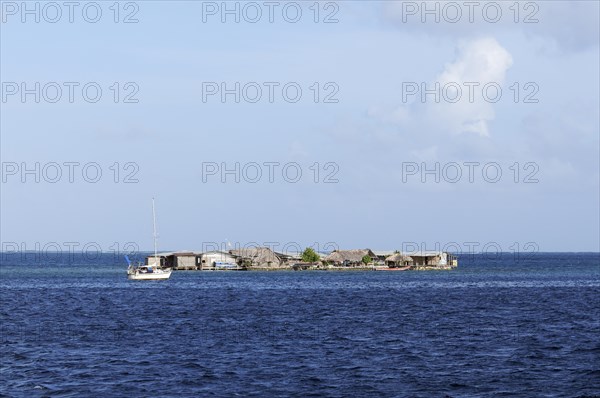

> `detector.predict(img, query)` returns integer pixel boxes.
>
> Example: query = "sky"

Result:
[1,1,599,254]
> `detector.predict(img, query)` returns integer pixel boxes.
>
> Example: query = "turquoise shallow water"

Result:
[1,253,599,397]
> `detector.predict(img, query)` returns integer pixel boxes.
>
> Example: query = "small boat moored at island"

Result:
[374,265,411,271]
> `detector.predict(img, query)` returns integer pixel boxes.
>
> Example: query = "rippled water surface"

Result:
[1,253,599,397]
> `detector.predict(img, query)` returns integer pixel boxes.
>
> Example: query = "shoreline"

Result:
[186,265,458,272]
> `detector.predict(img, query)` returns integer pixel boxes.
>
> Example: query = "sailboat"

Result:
[126,198,172,280]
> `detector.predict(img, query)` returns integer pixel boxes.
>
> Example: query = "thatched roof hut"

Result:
[230,247,283,267]
[385,253,413,267]
[324,249,376,266]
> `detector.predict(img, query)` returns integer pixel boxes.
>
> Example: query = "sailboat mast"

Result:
[152,198,158,262]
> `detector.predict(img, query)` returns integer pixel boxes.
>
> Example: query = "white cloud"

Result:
[367,37,513,139]
[428,37,513,136]
[438,38,514,84]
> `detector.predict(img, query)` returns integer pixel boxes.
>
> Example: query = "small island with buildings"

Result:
[145,247,458,271]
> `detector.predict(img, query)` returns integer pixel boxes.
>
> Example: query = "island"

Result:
[143,247,458,271]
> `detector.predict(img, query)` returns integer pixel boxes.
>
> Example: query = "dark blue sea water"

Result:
[1,253,599,397]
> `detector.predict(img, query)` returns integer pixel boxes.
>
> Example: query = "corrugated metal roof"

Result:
[202,250,235,256]
[404,251,444,256]
[147,251,202,257]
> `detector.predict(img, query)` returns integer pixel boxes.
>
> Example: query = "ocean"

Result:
[1,252,599,397]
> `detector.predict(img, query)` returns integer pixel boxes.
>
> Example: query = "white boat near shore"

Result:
[127,261,172,280]
[126,198,172,281]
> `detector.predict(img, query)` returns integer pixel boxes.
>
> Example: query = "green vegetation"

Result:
[361,255,371,265]
[301,247,320,263]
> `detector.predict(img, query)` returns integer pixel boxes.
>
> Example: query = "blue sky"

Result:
[1,1,599,253]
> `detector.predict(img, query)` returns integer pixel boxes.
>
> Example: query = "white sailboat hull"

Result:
[127,269,172,280]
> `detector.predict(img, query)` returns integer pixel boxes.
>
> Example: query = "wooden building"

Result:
[145,251,201,270]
